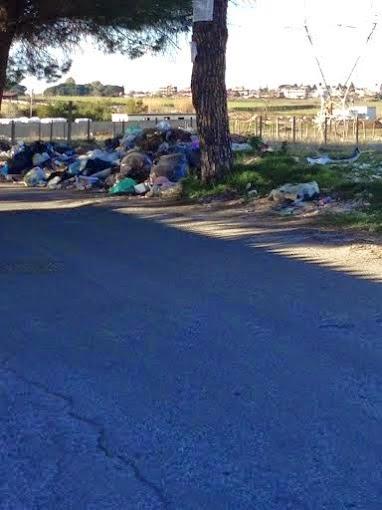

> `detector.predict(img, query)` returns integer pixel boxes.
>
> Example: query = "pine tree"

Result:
[191,0,233,182]
[0,0,192,107]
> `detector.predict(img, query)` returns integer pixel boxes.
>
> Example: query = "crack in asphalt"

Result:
[0,360,169,508]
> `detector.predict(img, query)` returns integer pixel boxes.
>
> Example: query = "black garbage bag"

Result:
[150,153,189,182]
[120,150,152,183]
[136,132,164,153]
[166,128,192,144]
[52,143,75,155]
[7,147,33,175]
[29,141,49,155]
[104,137,121,151]
[0,140,11,151]
[82,158,112,176]
[163,145,201,170]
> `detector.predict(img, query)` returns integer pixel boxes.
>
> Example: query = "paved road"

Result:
[0,189,381,509]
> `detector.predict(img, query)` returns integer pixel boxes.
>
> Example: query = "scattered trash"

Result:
[160,182,183,200]
[109,178,137,196]
[307,147,361,166]
[232,143,253,153]
[75,175,101,191]
[318,196,334,206]
[134,183,150,195]
[24,167,46,187]
[120,150,152,182]
[32,152,50,167]
[270,181,320,203]
[151,153,189,182]
[68,160,83,176]
[157,120,172,133]
[47,176,62,190]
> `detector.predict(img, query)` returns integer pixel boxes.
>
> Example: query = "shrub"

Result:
[35,100,113,121]
[124,99,148,115]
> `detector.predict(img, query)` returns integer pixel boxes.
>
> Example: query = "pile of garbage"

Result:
[269,181,320,204]
[0,122,199,197]
[0,122,257,198]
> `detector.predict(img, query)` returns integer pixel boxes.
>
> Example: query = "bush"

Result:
[125,99,148,115]
[35,100,113,121]
[0,102,25,118]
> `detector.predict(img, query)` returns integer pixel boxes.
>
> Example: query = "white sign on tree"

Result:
[193,0,214,22]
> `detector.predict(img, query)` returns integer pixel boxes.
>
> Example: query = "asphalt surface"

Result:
[0,188,381,509]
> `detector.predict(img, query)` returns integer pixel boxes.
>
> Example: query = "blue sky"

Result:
[23,0,382,93]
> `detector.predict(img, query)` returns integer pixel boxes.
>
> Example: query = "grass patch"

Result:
[182,150,352,200]
[318,180,382,232]
[181,176,234,200]
[226,169,268,193]
[234,153,349,193]
[182,148,382,234]
[319,209,382,233]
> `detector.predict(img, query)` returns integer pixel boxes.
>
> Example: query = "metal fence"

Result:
[229,115,382,145]
[0,118,196,144]
[3,114,380,146]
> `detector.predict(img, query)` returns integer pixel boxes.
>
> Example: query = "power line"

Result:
[303,0,379,91]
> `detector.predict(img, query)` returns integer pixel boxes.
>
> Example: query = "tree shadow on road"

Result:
[0,187,381,283]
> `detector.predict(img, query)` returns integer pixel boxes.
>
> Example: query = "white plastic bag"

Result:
[24,167,46,187]
[32,152,50,166]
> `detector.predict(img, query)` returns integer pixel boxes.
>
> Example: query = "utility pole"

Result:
[67,101,73,143]
[29,89,34,118]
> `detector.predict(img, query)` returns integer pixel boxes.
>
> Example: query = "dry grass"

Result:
[1,100,23,118]
[27,95,195,114]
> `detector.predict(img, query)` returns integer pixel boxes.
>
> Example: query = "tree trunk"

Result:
[191,0,233,184]
[0,18,14,110]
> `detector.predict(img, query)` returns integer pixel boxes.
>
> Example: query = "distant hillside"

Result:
[44,79,124,97]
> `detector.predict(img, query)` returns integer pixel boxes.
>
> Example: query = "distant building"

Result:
[177,88,192,97]
[157,85,178,97]
[278,85,309,100]
[3,91,18,101]
[257,90,275,99]
[333,105,377,121]
[228,87,251,98]
[132,92,149,98]
[355,88,366,98]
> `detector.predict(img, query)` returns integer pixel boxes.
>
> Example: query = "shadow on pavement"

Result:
[0,186,381,283]
[0,188,381,508]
